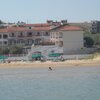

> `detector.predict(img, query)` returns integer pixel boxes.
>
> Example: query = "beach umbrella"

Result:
[32,54,43,58]
[0,55,7,61]
[48,53,62,57]
[0,55,7,59]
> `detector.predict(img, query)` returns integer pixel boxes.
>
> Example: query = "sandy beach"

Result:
[0,58,100,68]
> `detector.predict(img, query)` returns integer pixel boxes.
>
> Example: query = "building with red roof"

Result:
[0,21,60,53]
[50,25,84,54]
[0,20,84,54]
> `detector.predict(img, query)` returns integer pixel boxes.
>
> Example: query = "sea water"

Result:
[0,66,100,100]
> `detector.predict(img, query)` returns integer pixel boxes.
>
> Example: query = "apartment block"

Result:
[90,21,100,33]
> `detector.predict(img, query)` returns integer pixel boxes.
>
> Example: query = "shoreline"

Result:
[0,59,100,68]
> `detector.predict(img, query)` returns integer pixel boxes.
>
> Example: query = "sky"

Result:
[0,0,100,23]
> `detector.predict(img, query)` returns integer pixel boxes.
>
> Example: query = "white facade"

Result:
[50,32,63,43]
[63,31,84,54]
[50,30,84,54]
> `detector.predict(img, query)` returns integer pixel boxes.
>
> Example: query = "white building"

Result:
[0,20,84,54]
[50,25,84,54]
[0,21,61,53]
[90,21,100,33]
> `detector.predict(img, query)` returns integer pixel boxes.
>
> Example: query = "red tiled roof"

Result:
[23,22,61,27]
[0,26,51,33]
[24,23,51,27]
[52,25,83,31]
[0,25,83,33]
[31,27,50,31]
[60,26,83,31]
[0,27,26,33]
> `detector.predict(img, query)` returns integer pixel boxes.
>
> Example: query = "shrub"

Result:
[9,45,23,54]
[84,37,94,47]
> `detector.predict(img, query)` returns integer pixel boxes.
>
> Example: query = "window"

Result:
[0,35,2,39]
[25,39,32,45]
[45,32,49,36]
[17,40,20,44]
[4,41,7,45]
[35,39,41,44]
[0,41,2,45]
[25,40,28,45]
[27,32,32,36]
[29,27,32,29]
[17,39,24,44]
[59,33,63,38]
[37,32,40,36]
[21,40,24,44]
[28,39,33,45]
[19,32,23,37]
[32,40,34,44]
[11,33,15,37]
[3,34,8,39]
[9,40,16,45]
[56,37,58,39]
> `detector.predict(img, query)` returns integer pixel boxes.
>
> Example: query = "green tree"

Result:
[84,37,94,47]
[10,45,23,54]
[0,48,9,55]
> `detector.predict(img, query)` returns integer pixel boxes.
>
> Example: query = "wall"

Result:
[63,31,84,54]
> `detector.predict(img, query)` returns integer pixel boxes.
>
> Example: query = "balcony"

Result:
[18,35,25,37]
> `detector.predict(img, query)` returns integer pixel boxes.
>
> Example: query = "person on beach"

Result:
[60,56,64,61]
[49,67,52,70]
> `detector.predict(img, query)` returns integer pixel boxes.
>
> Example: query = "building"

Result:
[50,25,83,54]
[0,20,84,54]
[0,21,61,53]
[90,21,100,33]
[0,26,51,52]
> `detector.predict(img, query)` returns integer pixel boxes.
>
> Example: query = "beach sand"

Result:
[0,59,100,68]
